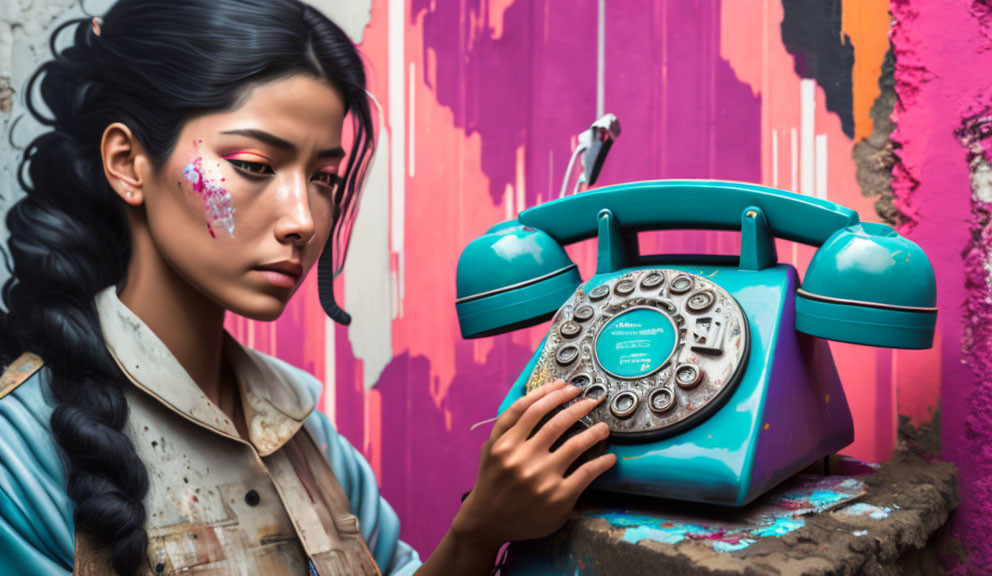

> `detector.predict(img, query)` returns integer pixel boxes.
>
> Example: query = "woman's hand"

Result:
[455,378,615,544]
[416,379,616,575]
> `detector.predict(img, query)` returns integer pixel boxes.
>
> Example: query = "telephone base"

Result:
[499,263,854,506]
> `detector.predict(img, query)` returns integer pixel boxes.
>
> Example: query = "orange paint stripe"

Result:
[842,0,891,141]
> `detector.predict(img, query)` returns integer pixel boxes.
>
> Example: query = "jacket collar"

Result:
[94,285,316,456]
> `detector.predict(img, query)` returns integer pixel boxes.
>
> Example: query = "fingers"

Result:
[528,395,605,452]
[560,452,617,500]
[549,421,610,472]
[503,384,584,444]
[489,379,566,441]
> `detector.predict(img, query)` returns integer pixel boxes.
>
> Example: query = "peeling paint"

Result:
[956,110,992,574]
[0,75,13,114]
[838,502,892,519]
[852,48,902,226]
[589,474,864,553]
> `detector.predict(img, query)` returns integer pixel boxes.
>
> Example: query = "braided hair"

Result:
[0,2,373,574]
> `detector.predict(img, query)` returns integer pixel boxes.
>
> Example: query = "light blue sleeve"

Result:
[0,368,74,575]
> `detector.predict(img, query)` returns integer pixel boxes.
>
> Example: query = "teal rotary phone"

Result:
[455,180,936,506]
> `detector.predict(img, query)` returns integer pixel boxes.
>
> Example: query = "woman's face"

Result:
[138,74,346,321]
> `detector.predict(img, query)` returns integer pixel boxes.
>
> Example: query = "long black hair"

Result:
[0,1,373,573]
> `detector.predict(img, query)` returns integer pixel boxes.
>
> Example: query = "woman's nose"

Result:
[273,175,316,245]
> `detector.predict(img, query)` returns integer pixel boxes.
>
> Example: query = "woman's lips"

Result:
[253,268,298,288]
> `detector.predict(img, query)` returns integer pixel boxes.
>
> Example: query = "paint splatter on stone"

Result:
[183,139,235,238]
[590,474,864,553]
[838,502,892,520]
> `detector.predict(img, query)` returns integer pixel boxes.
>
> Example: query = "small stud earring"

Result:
[119,180,134,198]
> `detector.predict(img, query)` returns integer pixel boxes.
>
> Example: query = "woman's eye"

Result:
[226,159,274,177]
[311,172,342,190]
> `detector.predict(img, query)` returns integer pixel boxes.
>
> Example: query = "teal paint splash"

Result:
[589,474,865,553]
[591,511,804,553]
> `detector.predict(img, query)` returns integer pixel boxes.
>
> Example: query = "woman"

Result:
[0,1,616,575]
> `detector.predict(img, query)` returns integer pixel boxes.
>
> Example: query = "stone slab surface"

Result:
[503,452,957,575]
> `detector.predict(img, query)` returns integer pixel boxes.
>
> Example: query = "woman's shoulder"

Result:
[0,353,75,573]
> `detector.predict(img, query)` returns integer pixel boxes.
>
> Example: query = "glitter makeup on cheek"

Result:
[181,139,236,238]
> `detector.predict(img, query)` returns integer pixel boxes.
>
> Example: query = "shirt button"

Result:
[244,490,260,507]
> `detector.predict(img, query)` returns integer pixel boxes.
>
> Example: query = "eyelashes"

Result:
[224,159,341,190]
[311,172,343,189]
[226,158,273,177]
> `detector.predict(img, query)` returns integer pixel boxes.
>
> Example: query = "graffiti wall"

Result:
[2,0,988,572]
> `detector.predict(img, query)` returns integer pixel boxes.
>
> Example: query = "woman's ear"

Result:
[101,122,150,206]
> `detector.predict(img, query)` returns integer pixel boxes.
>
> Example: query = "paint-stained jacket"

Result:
[0,285,421,575]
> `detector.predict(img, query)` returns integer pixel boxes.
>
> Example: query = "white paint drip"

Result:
[408,60,416,179]
[800,79,815,197]
[790,128,798,194]
[516,145,526,211]
[772,128,779,188]
[388,0,406,320]
[815,133,828,200]
[344,124,394,390]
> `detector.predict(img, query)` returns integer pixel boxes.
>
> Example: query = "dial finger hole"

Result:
[610,391,639,419]
[589,285,611,300]
[686,289,715,313]
[556,345,579,366]
[641,272,665,289]
[648,387,676,413]
[614,279,636,296]
[559,321,582,339]
[670,274,695,294]
[574,306,595,322]
[675,364,703,389]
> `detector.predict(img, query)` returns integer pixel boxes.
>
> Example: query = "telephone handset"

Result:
[456,180,936,506]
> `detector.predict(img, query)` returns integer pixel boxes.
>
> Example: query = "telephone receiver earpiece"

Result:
[456,180,936,349]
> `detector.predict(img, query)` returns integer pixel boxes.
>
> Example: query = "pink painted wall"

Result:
[224,0,988,571]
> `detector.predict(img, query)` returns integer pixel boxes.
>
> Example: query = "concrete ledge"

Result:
[503,452,957,575]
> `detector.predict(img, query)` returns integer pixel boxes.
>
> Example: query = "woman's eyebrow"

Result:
[317,147,345,159]
[220,128,344,159]
[221,129,295,151]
